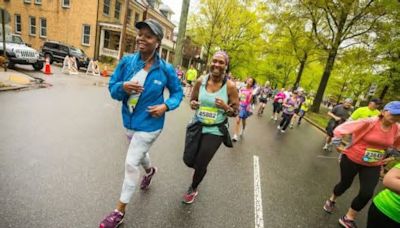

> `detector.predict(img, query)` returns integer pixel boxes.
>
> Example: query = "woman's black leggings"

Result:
[191,134,223,190]
[279,113,293,130]
[333,155,380,211]
[367,201,400,228]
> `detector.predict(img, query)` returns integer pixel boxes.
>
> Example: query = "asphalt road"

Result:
[0,65,375,227]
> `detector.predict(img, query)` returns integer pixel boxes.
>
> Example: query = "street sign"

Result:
[0,9,10,24]
[368,83,377,96]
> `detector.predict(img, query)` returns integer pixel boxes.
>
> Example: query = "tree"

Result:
[173,0,191,66]
[299,0,388,112]
[188,0,264,76]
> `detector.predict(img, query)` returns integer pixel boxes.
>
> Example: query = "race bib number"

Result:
[278,99,283,103]
[197,106,218,124]
[261,94,267,99]
[362,148,385,163]
[287,106,295,112]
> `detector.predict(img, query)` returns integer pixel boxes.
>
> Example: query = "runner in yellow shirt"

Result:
[185,64,198,97]
[350,98,381,120]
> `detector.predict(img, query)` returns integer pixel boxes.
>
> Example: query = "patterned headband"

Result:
[213,51,229,66]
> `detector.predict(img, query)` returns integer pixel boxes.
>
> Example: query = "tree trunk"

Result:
[380,85,389,100]
[173,0,190,67]
[336,81,347,104]
[311,48,339,113]
[293,52,308,89]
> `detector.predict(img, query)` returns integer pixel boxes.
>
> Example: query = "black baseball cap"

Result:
[135,19,164,41]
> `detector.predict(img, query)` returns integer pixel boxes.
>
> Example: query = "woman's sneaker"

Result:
[99,210,124,228]
[182,187,198,204]
[140,167,157,190]
[232,134,238,142]
[339,216,358,228]
[323,199,336,213]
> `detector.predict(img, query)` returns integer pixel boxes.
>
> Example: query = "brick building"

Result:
[3,0,175,62]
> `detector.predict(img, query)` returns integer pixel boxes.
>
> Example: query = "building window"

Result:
[29,16,36,36]
[103,0,110,16]
[40,18,47,37]
[62,0,70,8]
[134,13,140,24]
[35,0,42,4]
[115,1,121,19]
[82,25,90,46]
[104,30,110,48]
[127,8,132,24]
[15,15,22,34]
[24,0,31,3]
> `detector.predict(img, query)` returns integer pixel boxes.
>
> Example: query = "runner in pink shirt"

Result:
[322,101,400,228]
[232,77,256,141]
[271,88,286,121]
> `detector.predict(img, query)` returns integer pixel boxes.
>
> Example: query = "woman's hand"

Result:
[123,81,144,94]
[336,146,345,153]
[190,100,200,110]
[215,97,229,111]
[147,104,168,118]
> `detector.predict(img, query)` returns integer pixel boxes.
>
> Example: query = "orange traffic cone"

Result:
[43,57,52,75]
[101,65,108,77]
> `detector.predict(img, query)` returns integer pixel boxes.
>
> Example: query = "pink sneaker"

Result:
[99,210,124,228]
[182,187,198,204]
[140,167,157,190]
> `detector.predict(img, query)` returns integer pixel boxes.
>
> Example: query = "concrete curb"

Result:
[303,116,327,134]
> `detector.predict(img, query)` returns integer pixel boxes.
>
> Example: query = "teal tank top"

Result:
[195,75,228,136]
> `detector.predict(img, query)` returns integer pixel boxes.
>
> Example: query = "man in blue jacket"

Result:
[99,19,183,228]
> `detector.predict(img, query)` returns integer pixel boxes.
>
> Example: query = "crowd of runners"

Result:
[99,19,400,228]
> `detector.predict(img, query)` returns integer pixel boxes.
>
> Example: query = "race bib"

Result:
[261,94,267,99]
[287,106,295,112]
[362,148,385,163]
[197,106,218,124]
[278,99,283,103]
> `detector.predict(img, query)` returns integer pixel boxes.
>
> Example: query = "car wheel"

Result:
[33,62,44,71]
[44,53,53,64]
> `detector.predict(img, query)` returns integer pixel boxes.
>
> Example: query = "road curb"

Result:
[303,116,326,134]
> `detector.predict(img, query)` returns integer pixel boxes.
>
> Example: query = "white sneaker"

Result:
[323,144,329,151]
[271,116,274,120]
[232,134,238,142]
[274,117,278,121]
[277,125,281,130]
[289,124,293,129]
[280,129,285,133]
[240,129,245,136]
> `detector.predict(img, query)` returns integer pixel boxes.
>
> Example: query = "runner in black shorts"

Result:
[257,84,271,116]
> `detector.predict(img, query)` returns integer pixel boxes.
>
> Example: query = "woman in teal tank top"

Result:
[182,51,239,204]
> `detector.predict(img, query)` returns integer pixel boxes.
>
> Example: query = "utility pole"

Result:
[1,9,7,71]
[173,0,190,67]
[118,0,130,59]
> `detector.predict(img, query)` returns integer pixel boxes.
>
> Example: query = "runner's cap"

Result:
[384,101,400,115]
[344,98,353,103]
[135,19,164,41]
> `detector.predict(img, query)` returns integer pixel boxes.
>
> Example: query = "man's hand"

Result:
[123,81,144,94]
[147,104,168,118]
[190,100,200,110]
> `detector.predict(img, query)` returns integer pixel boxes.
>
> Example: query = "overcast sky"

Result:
[162,0,199,25]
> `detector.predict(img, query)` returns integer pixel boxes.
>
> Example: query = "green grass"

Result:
[306,107,330,129]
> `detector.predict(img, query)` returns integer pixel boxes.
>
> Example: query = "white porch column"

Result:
[166,50,170,63]
[99,28,105,56]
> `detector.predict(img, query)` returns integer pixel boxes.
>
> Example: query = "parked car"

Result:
[0,34,44,71]
[40,41,90,70]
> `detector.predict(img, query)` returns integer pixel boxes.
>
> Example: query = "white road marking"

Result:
[317,155,339,159]
[254,155,264,228]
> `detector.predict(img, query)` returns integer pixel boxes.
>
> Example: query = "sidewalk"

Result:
[0,69,36,91]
